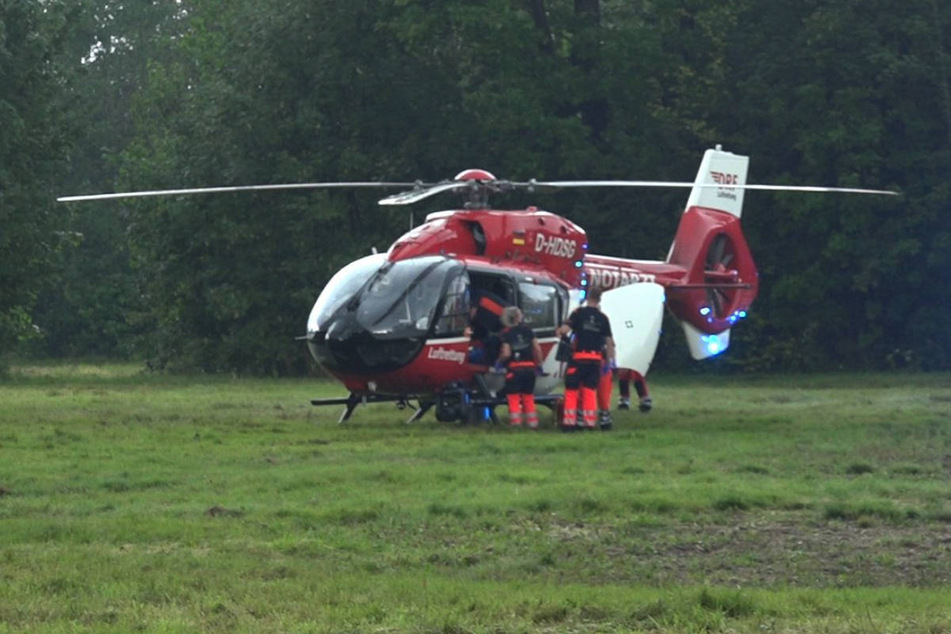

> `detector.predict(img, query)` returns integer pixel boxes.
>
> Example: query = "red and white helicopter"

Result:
[302,146,898,423]
[59,146,895,423]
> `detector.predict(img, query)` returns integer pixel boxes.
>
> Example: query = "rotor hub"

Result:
[453,169,497,182]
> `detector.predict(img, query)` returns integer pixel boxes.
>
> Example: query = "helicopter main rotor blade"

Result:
[57,182,417,203]
[59,177,899,204]
[522,180,899,196]
[522,180,698,190]
[377,182,472,206]
[723,183,898,195]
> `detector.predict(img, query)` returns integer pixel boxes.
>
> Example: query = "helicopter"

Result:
[59,146,897,424]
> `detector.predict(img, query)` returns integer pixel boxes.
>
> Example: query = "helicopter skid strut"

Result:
[310,392,425,424]
[311,384,563,426]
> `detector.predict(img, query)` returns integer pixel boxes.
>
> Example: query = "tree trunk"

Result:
[571,0,607,139]
[525,0,554,53]
[574,0,599,22]
[930,0,951,150]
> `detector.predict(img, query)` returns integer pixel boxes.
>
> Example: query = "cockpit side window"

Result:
[434,271,471,337]
[518,282,559,335]
[469,272,515,306]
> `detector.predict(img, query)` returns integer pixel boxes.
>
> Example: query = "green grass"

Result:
[1,362,950,632]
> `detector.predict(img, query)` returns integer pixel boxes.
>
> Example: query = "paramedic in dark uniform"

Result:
[556,287,616,430]
[498,306,543,428]
[464,289,507,365]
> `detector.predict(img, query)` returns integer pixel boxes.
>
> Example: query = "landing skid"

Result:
[310,392,424,424]
[406,401,434,424]
[311,389,563,425]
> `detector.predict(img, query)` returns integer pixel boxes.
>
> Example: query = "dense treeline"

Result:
[2,0,949,374]
[0,1,70,359]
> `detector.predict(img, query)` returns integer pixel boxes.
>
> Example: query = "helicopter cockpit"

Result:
[307,254,468,372]
[307,252,568,376]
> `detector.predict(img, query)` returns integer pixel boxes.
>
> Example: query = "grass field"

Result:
[1,362,949,633]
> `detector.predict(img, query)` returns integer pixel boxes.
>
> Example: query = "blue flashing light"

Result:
[574,260,583,268]
[699,306,711,316]
[581,243,589,250]
[580,279,588,286]
[738,310,748,319]
[580,290,587,301]
[700,334,723,356]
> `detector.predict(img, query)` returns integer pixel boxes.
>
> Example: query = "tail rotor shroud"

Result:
[704,233,739,320]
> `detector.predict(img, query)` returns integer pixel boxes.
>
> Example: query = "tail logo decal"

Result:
[710,171,740,185]
[711,170,741,201]
[587,267,657,290]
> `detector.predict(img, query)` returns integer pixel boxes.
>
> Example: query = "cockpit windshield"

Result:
[356,256,462,338]
[308,254,465,341]
[308,253,386,334]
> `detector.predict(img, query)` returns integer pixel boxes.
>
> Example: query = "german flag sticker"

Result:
[512,238,525,245]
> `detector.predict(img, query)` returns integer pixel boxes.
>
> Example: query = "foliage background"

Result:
[2,0,949,374]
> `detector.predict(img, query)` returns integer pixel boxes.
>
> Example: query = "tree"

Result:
[718,0,951,370]
[29,0,189,359]
[0,1,70,362]
[117,1,427,373]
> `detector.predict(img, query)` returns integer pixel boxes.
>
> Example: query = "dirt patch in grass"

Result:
[206,505,244,518]
[547,513,951,588]
[660,518,950,587]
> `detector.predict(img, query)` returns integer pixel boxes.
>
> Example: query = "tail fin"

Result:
[684,145,750,218]
[665,147,759,359]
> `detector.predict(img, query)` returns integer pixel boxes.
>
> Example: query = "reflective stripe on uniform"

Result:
[572,350,602,362]
[479,296,505,316]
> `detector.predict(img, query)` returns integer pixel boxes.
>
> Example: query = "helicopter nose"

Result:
[309,313,369,372]
[307,313,424,373]
[325,313,362,345]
